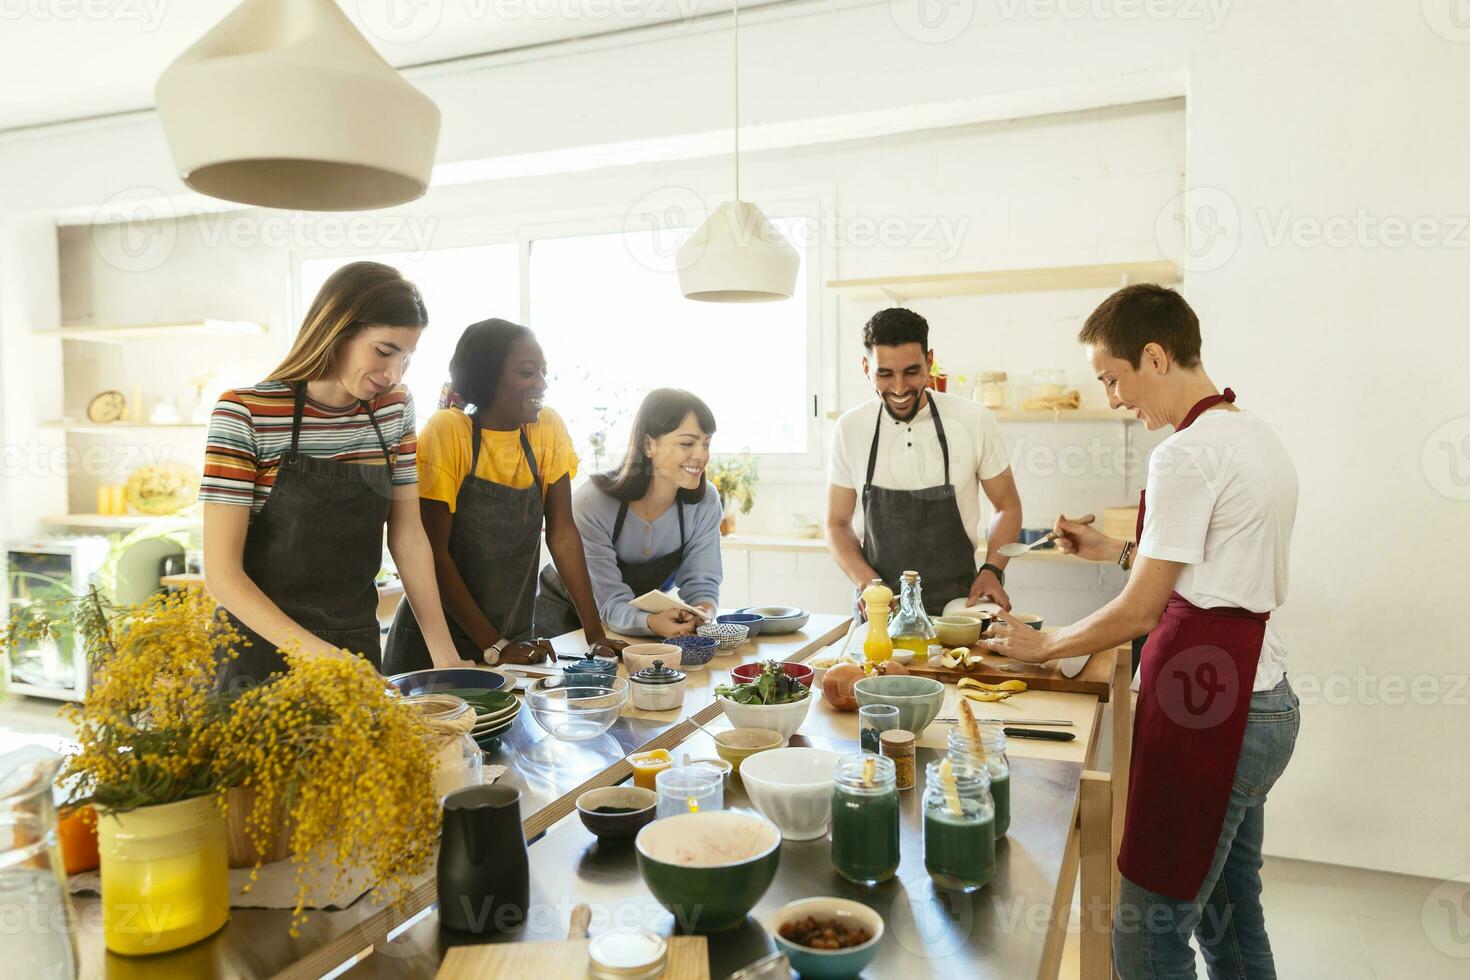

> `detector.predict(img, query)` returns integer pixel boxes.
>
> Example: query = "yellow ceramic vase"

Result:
[97,794,230,956]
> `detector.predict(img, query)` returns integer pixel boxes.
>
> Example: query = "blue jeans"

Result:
[1113,677,1301,979]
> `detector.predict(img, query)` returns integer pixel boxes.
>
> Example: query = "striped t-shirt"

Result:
[200,381,418,515]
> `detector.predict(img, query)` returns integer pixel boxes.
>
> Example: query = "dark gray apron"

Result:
[860,394,975,616]
[533,498,686,637]
[217,384,392,693]
[382,414,544,674]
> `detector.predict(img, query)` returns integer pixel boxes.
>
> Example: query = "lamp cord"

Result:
[733,0,741,202]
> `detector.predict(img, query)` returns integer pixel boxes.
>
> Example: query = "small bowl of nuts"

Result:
[767,896,884,978]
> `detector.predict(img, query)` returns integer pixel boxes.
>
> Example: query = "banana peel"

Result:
[957,677,1027,702]
[957,678,1028,693]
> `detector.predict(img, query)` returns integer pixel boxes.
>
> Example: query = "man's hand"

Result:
[980,609,1051,663]
[967,568,1011,611]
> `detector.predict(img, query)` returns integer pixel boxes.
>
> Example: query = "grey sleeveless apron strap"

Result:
[859,394,976,616]
[384,414,545,675]
[534,497,687,637]
[217,384,393,693]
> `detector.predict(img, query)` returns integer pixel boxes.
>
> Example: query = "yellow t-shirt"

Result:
[417,407,578,512]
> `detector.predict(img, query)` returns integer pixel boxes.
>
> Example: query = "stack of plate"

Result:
[735,605,810,635]
[457,690,521,748]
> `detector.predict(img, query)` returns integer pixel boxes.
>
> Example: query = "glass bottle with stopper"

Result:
[861,579,894,665]
[888,569,937,661]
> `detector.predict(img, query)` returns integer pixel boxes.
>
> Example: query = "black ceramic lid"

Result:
[631,660,685,685]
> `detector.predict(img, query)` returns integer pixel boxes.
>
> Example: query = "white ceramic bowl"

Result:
[737,747,840,841]
[622,643,683,675]
[715,693,813,742]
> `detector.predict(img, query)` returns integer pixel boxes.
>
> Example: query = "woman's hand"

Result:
[500,640,554,665]
[647,608,698,638]
[979,609,1053,664]
[1052,513,1124,563]
[588,637,627,659]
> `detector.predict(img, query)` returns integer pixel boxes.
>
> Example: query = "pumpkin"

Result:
[821,662,866,711]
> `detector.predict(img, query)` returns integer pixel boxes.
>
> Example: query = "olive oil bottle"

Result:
[889,570,938,661]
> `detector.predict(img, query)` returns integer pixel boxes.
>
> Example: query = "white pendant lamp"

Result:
[676,0,798,302]
[155,0,441,212]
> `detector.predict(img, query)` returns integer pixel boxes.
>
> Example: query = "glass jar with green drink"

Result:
[946,723,1010,838]
[830,753,900,886]
[922,759,995,893]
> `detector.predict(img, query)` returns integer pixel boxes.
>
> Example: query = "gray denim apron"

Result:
[533,498,686,637]
[383,413,544,674]
[217,384,392,693]
[860,394,976,616]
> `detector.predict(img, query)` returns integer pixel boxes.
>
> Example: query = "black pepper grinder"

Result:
[437,785,529,934]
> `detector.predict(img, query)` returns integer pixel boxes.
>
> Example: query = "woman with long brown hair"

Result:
[201,261,470,688]
[535,388,723,638]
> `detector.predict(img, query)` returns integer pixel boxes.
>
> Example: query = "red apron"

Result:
[1117,388,1271,901]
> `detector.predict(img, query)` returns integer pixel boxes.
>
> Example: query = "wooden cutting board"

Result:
[437,936,709,978]
[908,646,1115,700]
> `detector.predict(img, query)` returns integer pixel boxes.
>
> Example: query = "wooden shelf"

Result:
[41,421,207,435]
[41,513,202,530]
[826,260,1180,301]
[34,319,264,343]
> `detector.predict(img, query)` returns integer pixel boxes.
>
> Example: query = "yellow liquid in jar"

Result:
[629,750,672,791]
[892,635,932,660]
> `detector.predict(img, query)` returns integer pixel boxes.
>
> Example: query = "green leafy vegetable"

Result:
[716,661,809,706]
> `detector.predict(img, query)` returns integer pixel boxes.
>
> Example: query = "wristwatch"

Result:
[483,638,509,665]
[979,563,1006,587]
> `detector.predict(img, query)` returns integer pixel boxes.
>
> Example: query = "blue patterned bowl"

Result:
[716,613,765,636]
[668,635,719,669]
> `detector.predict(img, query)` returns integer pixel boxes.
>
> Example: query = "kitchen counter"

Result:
[64,616,1130,979]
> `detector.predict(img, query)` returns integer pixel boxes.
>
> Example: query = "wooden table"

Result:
[65,615,1130,979]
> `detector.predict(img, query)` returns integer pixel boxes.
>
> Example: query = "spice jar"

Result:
[978,371,1009,409]
[879,729,916,791]
[588,930,669,979]
[629,660,686,712]
[831,753,900,885]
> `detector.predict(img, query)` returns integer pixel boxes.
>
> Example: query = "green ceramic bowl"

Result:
[852,675,944,735]
[635,810,782,933]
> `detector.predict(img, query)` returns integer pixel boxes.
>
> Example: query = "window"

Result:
[296,217,812,469]
[531,220,811,471]
[298,244,520,419]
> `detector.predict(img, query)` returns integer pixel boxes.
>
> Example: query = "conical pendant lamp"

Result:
[676,0,798,302]
[156,0,441,212]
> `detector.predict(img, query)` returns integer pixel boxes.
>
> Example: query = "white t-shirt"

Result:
[828,390,1011,557]
[1139,408,1298,691]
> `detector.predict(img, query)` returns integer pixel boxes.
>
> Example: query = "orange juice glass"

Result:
[629,749,672,791]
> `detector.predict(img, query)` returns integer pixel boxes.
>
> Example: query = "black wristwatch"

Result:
[979,563,1006,587]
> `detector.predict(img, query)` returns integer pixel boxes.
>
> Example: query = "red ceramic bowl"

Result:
[730,660,816,689]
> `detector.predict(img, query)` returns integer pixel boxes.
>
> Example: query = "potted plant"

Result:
[2,588,441,950]
[707,451,759,536]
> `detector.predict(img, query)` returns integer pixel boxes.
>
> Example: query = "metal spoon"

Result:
[998,513,1095,557]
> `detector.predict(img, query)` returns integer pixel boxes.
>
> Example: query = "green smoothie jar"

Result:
[946,724,1010,838]
[830,753,900,886]
[922,759,995,893]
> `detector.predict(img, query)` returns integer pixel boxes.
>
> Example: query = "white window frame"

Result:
[288,185,832,479]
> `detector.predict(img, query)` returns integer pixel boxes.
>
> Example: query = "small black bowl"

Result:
[576,786,657,839]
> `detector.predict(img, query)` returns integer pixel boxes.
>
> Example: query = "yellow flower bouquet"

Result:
[2,587,441,944]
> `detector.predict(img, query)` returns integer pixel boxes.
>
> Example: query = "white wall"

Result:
[3,0,1466,881]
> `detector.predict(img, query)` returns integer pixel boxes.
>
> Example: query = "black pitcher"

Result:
[438,785,530,935]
